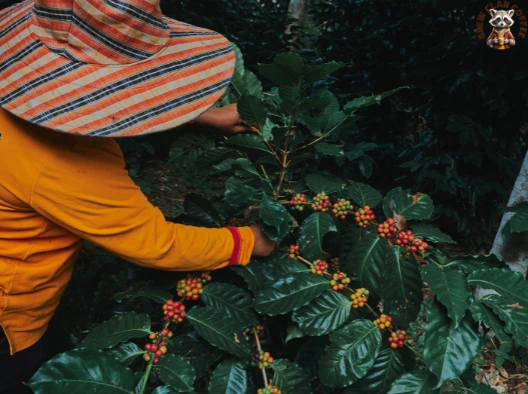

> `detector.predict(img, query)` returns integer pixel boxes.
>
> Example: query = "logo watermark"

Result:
[476,1,527,49]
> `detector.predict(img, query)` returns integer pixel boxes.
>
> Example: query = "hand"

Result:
[194,104,253,136]
[249,224,278,257]
[493,38,499,44]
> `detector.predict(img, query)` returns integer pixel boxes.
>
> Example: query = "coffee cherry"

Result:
[394,229,429,254]
[289,244,301,259]
[226,217,242,227]
[388,330,409,349]
[163,299,186,323]
[373,314,393,331]
[355,206,376,229]
[310,260,328,276]
[330,272,351,291]
[311,193,331,212]
[350,287,369,309]
[257,385,282,394]
[378,218,398,239]
[242,324,265,341]
[177,272,212,300]
[289,194,307,211]
[332,199,353,220]
[330,257,340,272]
[253,350,274,369]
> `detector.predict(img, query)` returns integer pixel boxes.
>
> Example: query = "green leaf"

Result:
[348,182,382,207]
[303,61,345,84]
[481,294,528,348]
[467,268,528,306]
[224,134,271,154]
[209,159,235,175]
[271,359,312,394]
[169,335,223,379]
[155,354,196,392]
[208,358,247,394]
[292,291,351,336]
[504,201,528,233]
[469,302,512,344]
[306,172,346,194]
[314,142,344,157]
[446,255,507,274]
[28,349,135,393]
[231,263,267,294]
[422,264,471,327]
[344,87,408,114]
[114,287,171,304]
[286,326,305,342]
[233,158,260,178]
[195,147,233,168]
[202,283,257,326]
[361,349,405,394]
[244,70,262,97]
[259,52,303,86]
[223,177,259,207]
[424,300,481,387]
[295,337,330,379]
[259,193,290,242]
[387,371,440,394]
[105,342,144,366]
[254,272,329,315]
[299,212,338,261]
[342,232,388,297]
[358,156,373,178]
[318,319,382,388]
[151,387,179,394]
[186,306,252,357]
[81,312,151,350]
[184,194,222,227]
[467,382,499,393]
[231,43,245,77]
[382,249,423,328]
[409,222,455,244]
[383,188,434,220]
[238,95,269,137]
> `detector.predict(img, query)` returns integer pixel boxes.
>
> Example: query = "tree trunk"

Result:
[285,0,313,49]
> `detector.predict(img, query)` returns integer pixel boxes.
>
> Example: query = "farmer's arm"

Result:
[29,138,268,271]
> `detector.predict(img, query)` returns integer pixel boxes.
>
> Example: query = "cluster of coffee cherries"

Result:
[310,260,328,276]
[143,329,172,364]
[350,288,369,309]
[312,192,331,212]
[257,385,282,394]
[394,230,429,253]
[253,350,274,369]
[377,218,398,239]
[226,217,242,227]
[374,314,393,331]
[162,299,186,323]
[330,272,351,291]
[330,257,340,272]
[242,324,264,341]
[388,330,409,349]
[332,199,354,220]
[288,244,301,259]
[177,271,212,300]
[355,206,376,229]
[289,194,307,211]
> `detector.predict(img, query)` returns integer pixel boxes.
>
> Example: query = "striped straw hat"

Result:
[0,0,235,137]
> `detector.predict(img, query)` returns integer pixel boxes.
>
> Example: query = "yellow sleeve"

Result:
[29,138,254,271]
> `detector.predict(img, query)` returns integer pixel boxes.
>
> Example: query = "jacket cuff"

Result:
[225,226,254,266]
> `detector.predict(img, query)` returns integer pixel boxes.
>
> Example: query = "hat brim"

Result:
[0,1,235,137]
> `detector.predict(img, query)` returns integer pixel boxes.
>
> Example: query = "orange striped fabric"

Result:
[0,0,235,137]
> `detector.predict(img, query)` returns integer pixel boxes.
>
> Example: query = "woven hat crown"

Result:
[32,0,170,65]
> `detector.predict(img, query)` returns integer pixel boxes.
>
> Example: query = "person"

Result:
[0,1,276,392]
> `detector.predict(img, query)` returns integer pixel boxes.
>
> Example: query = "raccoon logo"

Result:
[487,9,516,49]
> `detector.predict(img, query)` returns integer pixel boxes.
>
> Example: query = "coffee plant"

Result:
[27,49,528,394]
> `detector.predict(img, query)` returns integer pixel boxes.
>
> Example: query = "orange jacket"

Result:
[0,109,254,355]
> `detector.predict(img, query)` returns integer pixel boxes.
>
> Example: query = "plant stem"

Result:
[405,343,425,361]
[254,127,282,167]
[253,328,270,386]
[292,117,348,153]
[275,141,289,198]
[138,358,154,394]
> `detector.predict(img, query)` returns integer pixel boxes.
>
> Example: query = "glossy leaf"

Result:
[314,142,344,157]
[409,222,455,244]
[424,300,481,387]
[446,255,507,274]
[155,354,196,392]
[361,349,405,394]
[254,272,329,315]
[151,387,179,394]
[259,52,303,86]
[286,326,305,342]
[208,358,247,394]
[259,193,290,242]
[238,94,269,137]
[467,268,528,305]
[306,172,346,194]
[81,312,151,350]
[233,158,260,178]
[292,290,351,336]
[271,359,312,394]
[318,319,382,388]
[387,371,440,394]
[344,87,408,114]
[231,263,268,294]
[303,61,344,84]
[244,70,263,97]
[224,134,271,154]
[28,349,135,393]
[169,335,223,379]
[382,249,423,328]
[114,288,171,304]
[348,182,382,207]
[186,306,252,357]
[294,337,330,379]
[481,294,528,348]
[469,302,512,344]
[184,194,222,227]
[299,212,338,261]
[422,264,471,327]
[105,342,144,366]
[382,187,434,220]
[342,232,388,297]
[202,283,257,326]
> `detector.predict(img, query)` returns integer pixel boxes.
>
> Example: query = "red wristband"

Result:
[225,226,242,266]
